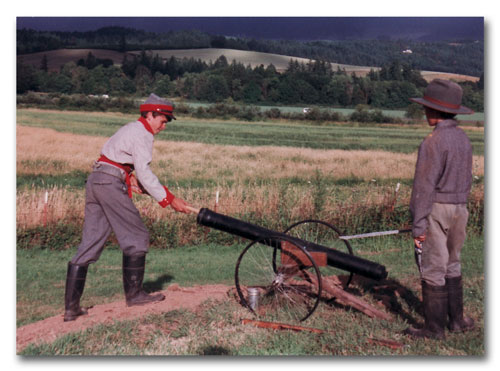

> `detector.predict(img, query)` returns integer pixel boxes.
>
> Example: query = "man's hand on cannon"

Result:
[170,197,196,214]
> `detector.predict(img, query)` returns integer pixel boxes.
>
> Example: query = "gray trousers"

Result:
[421,203,469,286]
[71,163,149,265]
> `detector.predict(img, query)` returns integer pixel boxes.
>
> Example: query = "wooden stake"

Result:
[214,189,219,212]
[42,190,48,227]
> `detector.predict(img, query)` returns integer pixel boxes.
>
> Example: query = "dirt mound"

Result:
[16,284,232,353]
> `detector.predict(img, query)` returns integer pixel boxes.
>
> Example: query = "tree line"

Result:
[17,27,484,77]
[17,50,484,112]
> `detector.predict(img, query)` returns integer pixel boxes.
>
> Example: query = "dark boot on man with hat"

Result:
[404,280,448,340]
[64,262,89,322]
[446,276,475,333]
[123,254,165,306]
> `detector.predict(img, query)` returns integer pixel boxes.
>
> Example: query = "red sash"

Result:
[97,155,133,198]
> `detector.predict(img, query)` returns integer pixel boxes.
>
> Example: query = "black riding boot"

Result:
[64,262,88,322]
[123,254,165,306]
[404,281,447,340]
[446,276,475,333]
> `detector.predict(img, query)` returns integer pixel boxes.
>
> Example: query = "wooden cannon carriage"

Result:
[195,208,395,322]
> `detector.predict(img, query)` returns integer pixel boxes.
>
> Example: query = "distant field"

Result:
[18,48,479,82]
[129,48,374,74]
[16,108,485,155]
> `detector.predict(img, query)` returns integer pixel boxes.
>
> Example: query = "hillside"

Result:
[18,48,479,83]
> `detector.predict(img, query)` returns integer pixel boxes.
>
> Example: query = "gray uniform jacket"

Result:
[410,119,472,237]
[101,120,166,202]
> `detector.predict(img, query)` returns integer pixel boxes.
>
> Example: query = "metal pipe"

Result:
[340,229,411,240]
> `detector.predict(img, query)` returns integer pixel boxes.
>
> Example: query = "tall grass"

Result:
[16,180,484,250]
[16,125,484,182]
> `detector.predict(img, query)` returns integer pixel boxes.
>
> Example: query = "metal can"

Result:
[247,287,260,311]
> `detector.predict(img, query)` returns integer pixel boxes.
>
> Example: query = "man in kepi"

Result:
[405,79,476,339]
[64,93,193,322]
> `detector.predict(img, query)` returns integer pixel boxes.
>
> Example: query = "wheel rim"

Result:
[235,235,322,322]
[283,219,355,288]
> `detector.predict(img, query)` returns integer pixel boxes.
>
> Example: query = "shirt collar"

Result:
[435,119,458,130]
[138,117,155,135]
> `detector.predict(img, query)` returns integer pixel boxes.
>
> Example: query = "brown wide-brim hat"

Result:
[410,79,474,115]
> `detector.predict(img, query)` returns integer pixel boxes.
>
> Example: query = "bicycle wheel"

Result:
[283,220,355,288]
[235,235,322,322]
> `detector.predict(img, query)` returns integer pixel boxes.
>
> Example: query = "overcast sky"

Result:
[16,17,484,41]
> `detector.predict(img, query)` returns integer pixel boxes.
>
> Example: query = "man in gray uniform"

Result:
[64,94,193,321]
[404,79,476,339]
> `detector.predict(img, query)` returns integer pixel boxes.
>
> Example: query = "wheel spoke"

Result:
[235,236,321,322]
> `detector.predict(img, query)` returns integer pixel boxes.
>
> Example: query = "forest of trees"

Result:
[17,50,484,112]
[17,27,484,77]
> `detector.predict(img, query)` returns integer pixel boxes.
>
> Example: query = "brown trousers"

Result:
[421,203,469,286]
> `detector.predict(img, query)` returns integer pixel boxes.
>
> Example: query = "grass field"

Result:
[17,109,485,154]
[17,235,484,355]
[16,107,484,355]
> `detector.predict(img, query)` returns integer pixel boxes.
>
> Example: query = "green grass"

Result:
[17,108,484,155]
[16,243,241,327]
[17,234,484,355]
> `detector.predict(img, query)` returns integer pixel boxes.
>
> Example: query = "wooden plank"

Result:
[367,337,406,349]
[242,319,325,334]
[320,276,392,320]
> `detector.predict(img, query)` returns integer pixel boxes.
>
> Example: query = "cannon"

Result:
[196,208,390,322]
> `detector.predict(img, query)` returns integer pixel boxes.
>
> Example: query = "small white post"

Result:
[214,189,219,212]
[43,190,49,226]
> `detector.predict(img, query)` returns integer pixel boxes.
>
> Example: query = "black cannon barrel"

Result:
[197,208,387,280]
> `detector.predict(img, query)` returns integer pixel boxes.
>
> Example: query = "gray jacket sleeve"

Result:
[409,134,444,237]
[132,133,167,202]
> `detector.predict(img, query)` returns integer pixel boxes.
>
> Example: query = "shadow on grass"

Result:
[199,345,232,355]
[143,274,173,293]
[324,275,422,326]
